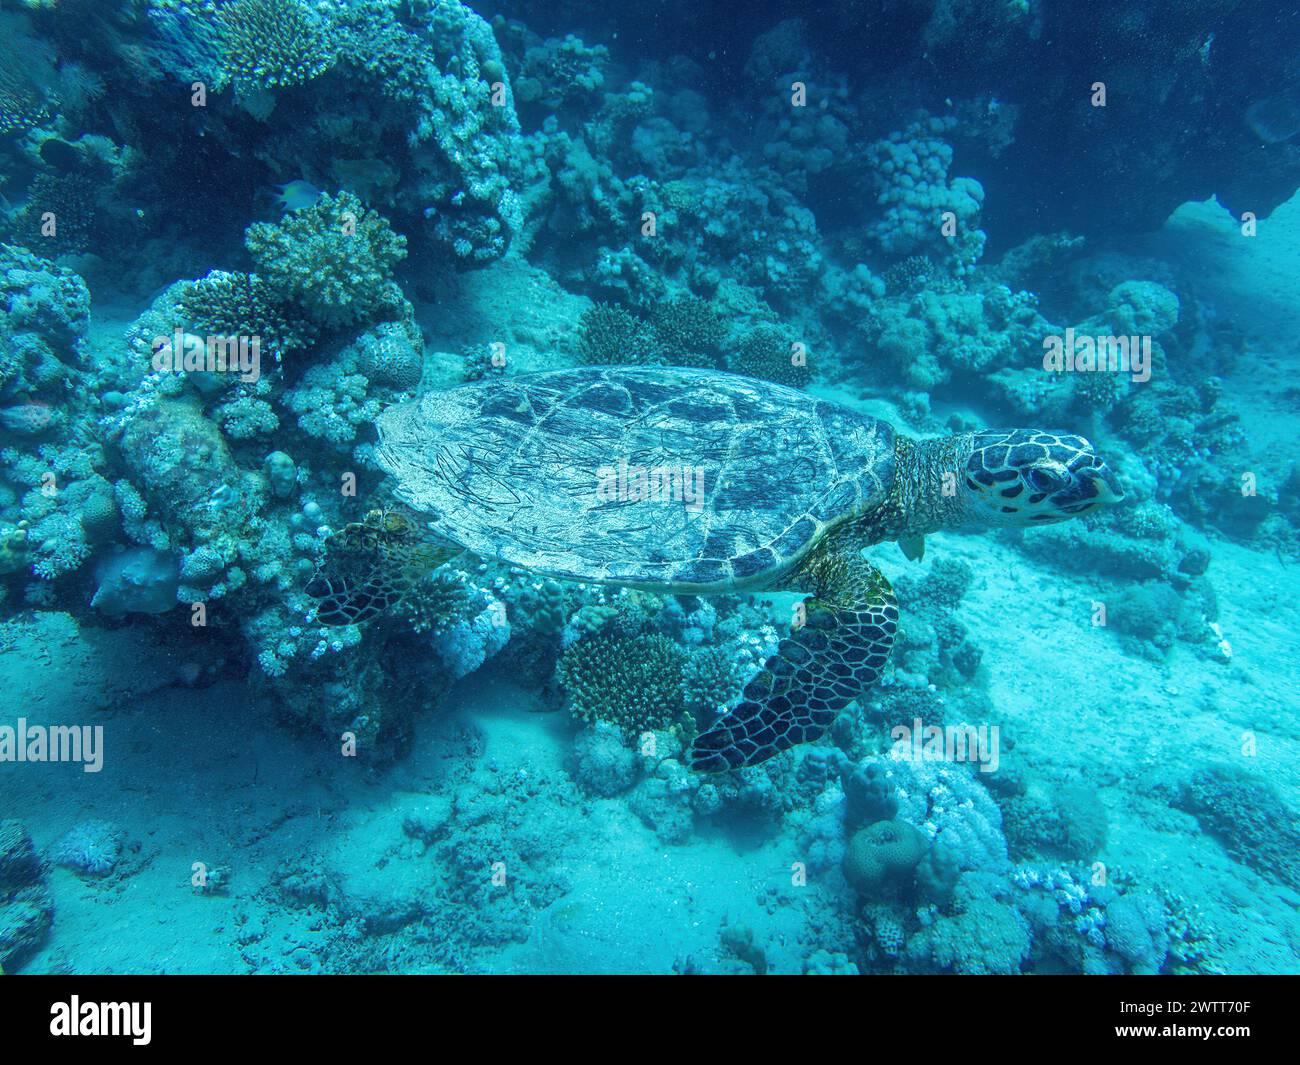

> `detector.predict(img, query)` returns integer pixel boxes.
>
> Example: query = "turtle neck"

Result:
[861,432,976,543]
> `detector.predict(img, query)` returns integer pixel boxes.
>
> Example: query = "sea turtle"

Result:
[306,366,1124,772]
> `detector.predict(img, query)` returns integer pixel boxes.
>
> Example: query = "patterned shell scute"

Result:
[375,366,896,589]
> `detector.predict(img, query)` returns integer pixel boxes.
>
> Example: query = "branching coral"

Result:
[681,644,739,717]
[576,303,661,366]
[14,173,99,255]
[245,192,407,329]
[0,12,56,135]
[649,296,726,368]
[557,630,687,739]
[176,270,316,364]
[730,324,810,388]
[882,255,940,297]
[216,0,335,92]
[576,297,729,369]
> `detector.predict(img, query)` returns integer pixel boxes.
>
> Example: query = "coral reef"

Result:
[0,0,1292,982]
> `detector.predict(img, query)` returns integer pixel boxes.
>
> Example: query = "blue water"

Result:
[0,0,1297,976]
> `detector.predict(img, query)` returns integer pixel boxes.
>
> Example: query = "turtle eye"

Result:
[1026,466,1069,493]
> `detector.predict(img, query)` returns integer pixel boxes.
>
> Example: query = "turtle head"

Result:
[963,429,1125,527]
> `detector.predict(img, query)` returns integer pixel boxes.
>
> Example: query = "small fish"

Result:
[269,179,323,212]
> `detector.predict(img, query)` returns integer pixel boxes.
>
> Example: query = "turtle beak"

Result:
[1054,463,1125,514]
[1090,465,1125,506]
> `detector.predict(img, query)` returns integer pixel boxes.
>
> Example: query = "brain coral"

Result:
[351,322,423,390]
[245,191,407,329]
[843,818,929,895]
[1107,280,1180,336]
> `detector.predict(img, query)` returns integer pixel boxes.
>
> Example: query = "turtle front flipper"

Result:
[305,558,406,626]
[689,532,896,772]
[305,508,460,626]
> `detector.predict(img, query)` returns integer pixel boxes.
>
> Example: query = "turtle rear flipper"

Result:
[305,509,460,626]
[690,532,896,772]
